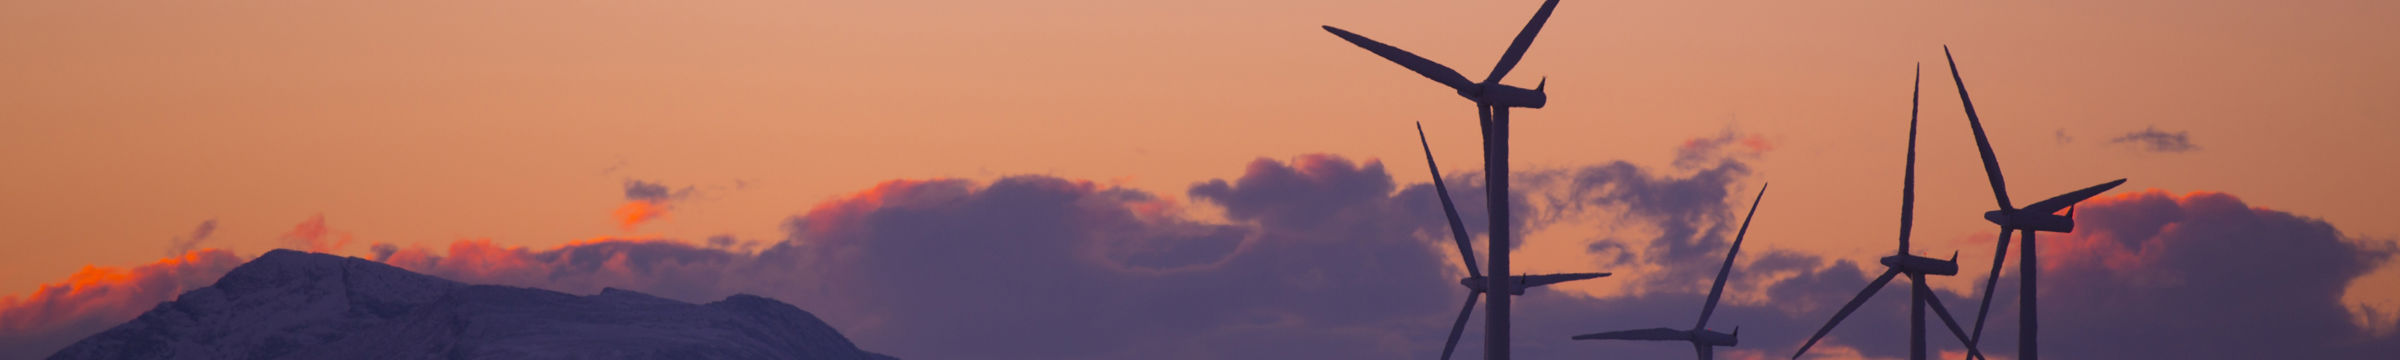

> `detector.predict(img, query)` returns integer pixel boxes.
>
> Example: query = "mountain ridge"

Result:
[48,249,893,360]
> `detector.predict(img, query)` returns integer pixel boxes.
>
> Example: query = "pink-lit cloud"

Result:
[0,250,244,357]
[615,179,696,232]
[280,214,354,254]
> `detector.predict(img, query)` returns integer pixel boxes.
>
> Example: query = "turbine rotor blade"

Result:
[1420,122,1481,278]
[1441,291,1481,360]
[1966,227,2014,352]
[1696,341,1714,360]
[1484,0,1562,85]
[1322,26,1477,92]
[1945,46,2015,211]
[1900,65,1920,255]
[1517,272,1611,289]
[1698,183,1766,329]
[1794,268,1903,359]
[1919,281,1985,360]
[1571,327,1685,341]
[2021,179,2128,216]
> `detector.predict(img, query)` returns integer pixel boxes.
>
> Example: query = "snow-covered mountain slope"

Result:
[48,249,893,360]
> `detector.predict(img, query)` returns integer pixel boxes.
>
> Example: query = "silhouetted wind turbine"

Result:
[1942,46,2128,360]
[1418,123,1608,360]
[1793,65,1982,360]
[1326,1,1561,359]
[1572,184,1767,360]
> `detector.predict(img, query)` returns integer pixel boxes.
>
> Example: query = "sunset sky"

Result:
[4,1,2397,359]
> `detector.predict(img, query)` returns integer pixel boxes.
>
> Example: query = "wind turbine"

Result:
[1326,1,1561,359]
[1572,183,1767,360]
[1792,65,1982,360]
[1942,46,2128,360]
[1418,123,1609,360]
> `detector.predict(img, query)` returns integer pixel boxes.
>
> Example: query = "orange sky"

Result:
[3,0,2397,326]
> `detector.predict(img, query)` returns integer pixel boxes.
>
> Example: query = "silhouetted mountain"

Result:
[48,249,894,360]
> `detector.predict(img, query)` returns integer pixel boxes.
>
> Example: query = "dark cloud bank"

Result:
[9,133,2396,359]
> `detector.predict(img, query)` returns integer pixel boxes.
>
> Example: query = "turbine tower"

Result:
[1418,123,1609,360]
[1572,184,1767,360]
[1942,46,2128,360]
[1792,65,1982,360]
[1324,1,1561,359]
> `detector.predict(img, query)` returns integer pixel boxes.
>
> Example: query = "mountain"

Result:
[47,249,895,360]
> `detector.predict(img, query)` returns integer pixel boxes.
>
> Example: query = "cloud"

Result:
[280,214,354,253]
[10,141,2400,359]
[2108,126,2200,153]
[164,219,216,257]
[617,179,696,231]
[0,250,245,358]
[1970,190,2400,359]
[1668,130,1772,169]
[1527,130,1764,294]
[1189,155,1396,234]
[623,179,693,202]
[613,201,671,232]
[374,237,752,302]
[763,170,1445,359]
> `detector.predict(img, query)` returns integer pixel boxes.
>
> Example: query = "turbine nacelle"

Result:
[1463,81,1548,109]
[1879,253,1960,276]
[1693,328,1738,347]
[1985,209,2075,233]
